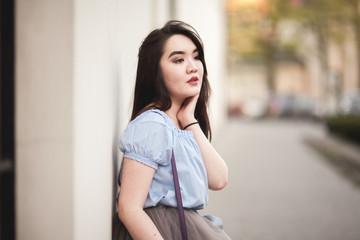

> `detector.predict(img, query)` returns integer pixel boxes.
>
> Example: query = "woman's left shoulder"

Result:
[134,109,170,127]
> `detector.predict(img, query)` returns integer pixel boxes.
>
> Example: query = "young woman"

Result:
[113,20,229,240]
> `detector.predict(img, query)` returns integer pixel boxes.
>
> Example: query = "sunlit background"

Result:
[227,0,359,119]
[1,0,360,239]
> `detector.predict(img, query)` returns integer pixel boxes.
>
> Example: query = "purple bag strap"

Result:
[171,149,188,240]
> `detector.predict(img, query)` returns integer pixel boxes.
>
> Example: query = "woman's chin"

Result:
[171,90,201,103]
[184,92,200,99]
[188,88,201,97]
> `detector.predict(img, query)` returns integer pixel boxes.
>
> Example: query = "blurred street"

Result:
[201,119,360,240]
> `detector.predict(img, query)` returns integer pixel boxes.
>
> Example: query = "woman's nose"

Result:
[187,60,198,73]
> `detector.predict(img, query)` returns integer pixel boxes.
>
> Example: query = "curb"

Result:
[303,133,360,187]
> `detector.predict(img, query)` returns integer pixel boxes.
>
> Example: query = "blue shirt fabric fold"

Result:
[118,109,208,210]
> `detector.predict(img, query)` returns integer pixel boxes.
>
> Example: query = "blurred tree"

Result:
[287,0,349,99]
[345,0,360,88]
[286,0,360,115]
[256,0,279,94]
[227,0,301,94]
[227,0,358,102]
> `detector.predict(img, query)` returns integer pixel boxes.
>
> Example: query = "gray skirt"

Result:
[112,205,231,240]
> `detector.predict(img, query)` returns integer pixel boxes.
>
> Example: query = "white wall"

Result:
[116,1,157,130]
[73,0,119,239]
[16,1,227,239]
[16,0,119,239]
[16,0,74,239]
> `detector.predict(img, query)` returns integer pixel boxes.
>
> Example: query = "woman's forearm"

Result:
[118,207,163,240]
[187,123,228,190]
[175,95,228,190]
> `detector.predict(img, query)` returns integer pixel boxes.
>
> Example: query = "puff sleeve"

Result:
[118,121,173,169]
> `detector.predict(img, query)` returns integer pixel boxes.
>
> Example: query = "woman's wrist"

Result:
[183,121,199,130]
[179,117,197,129]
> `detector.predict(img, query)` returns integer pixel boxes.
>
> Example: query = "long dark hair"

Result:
[131,20,212,139]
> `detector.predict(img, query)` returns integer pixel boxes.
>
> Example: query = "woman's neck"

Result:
[164,99,183,129]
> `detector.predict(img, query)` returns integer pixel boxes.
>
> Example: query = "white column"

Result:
[73,0,120,239]
[16,0,119,239]
[16,0,74,239]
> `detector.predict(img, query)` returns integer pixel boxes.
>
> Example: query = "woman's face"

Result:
[160,34,204,103]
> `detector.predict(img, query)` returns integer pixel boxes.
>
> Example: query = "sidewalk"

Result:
[303,128,360,187]
[201,119,360,240]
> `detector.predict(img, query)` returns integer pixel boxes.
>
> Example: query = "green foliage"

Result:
[326,116,360,144]
[227,0,301,65]
[227,0,357,63]
[227,0,360,91]
[288,0,351,42]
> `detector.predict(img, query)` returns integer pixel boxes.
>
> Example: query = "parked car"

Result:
[241,97,268,118]
[227,101,243,117]
[339,91,360,116]
[268,94,315,119]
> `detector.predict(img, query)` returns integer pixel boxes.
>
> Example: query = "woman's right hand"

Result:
[177,94,199,129]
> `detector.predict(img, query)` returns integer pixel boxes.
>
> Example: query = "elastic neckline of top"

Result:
[148,109,193,135]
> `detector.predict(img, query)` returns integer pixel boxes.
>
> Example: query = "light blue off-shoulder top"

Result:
[118,109,208,210]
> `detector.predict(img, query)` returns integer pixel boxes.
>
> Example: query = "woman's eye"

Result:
[174,59,184,63]
[194,55,200,60]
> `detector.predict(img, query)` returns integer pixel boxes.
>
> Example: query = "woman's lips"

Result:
[187,76,199,85]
